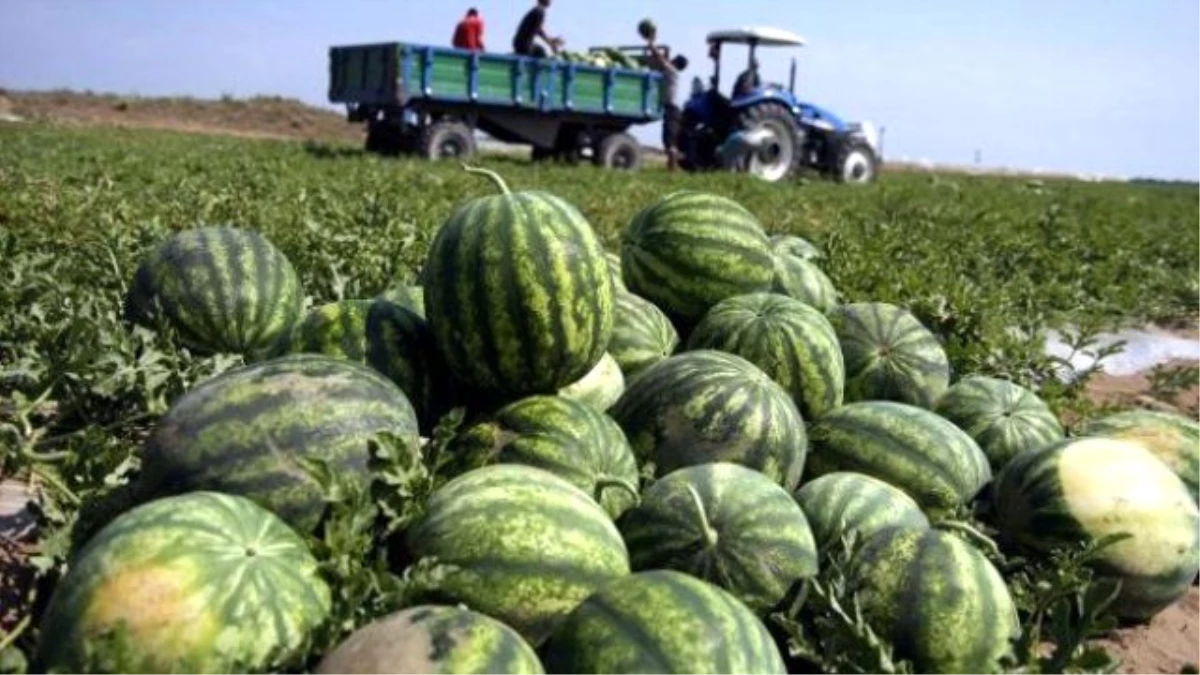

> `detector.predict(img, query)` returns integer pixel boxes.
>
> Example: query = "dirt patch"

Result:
[1098,587,1199,674]
[0,88,364,145]
[1085,357,1200,417]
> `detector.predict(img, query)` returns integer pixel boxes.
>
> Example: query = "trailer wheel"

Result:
[594,133,641,171]
[419,121,476,160]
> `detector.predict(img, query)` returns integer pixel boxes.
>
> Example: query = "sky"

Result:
[1,0,1197,180]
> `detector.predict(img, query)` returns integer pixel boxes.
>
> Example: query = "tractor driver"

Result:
[512,0,564,58]
[732,56,761,99]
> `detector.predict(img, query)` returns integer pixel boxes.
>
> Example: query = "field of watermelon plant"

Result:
[1,121,1198,674]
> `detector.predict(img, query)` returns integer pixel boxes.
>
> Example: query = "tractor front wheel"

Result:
[734,102,805,182]
[832,138,879,184]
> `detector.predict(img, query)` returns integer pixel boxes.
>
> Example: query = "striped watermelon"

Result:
[807,401,991,514]
[378,284,426,318]
[282,297,451,432]
[993,437,1200,620]
[848,527,1019,673]
[123,226,303,358]
[934,375,1063,470]
[770,234,823,262]
[541,570,786,674]
[794,472,929,556]
[609,290,680,380]
[315,605,544,674]
[36,492,330,674]
[686,292,844,420]
[139,353,420,532]
[621,191,774,325]
[609,350,808,490]
[830,302,950,408]
[618,462,818,613]
[558,352,625,412]
[770,255,838,314]
[447,395,640,519]
[404,465,630,644]
[1079,410,1199,503]
[423,168,613,397]
[605,251,626,292]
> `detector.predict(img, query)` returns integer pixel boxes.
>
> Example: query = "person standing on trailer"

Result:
[452,8,486,52]
[512,0,563,58]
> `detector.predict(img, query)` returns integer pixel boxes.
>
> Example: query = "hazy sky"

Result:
[1,0,1197,179]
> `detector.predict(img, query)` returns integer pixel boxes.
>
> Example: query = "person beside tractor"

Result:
[639,19,688,171]
[512,0,564,58]
[452,8,485,52]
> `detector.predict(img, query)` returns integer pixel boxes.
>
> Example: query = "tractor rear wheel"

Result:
[594,133,642,170]
[419,121,476,160]
[734,102,805,182]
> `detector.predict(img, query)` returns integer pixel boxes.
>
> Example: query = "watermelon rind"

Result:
[36,491,330,674]
[686,292,844,420]
[618,462,818,613]
[315,605,544,674]
[446,395,640,519]
[934,374,1064,471]
[404,464,631,645]
[993,436,1200,620]
[138,353,421,533]
[807,400,992,514]
[848,526,1019,674]
[609,350,808,490]
[123,225,304,359]
[830,302,951,408]
[541,569,787,674]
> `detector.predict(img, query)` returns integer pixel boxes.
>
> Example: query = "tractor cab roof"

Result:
[705,27,807,47]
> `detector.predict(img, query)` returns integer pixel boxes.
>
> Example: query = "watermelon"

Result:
[379,284,426,318]
[934,375,1064,470]
[36,492,330,674]
[609,290,680,380]
[609,350,808,490]
[807,400,991,514]
[138,353,420,532]
[123,226,303,358]
[847,527,1019,673]
[282,297,451,432]
[794,471,929,556]
[993,437,1200,620]
[1078,410,1199,503]
[830,302,950,408]
[541,570,786,674]
[404,465,630,644]
[686,292,844,420]
[423,167,613,397]
[618,462,818,613]
[558,352,625,411]
[446,395,640,519]
[770,234,823,261]
[621,191,774,325]
[770,255,838,314]
[605,251,626,291]
[315,605,544,674]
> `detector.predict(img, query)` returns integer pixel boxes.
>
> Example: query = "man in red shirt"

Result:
[452,8,485,52]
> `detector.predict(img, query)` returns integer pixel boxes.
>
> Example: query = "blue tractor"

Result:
[678,27,882,183]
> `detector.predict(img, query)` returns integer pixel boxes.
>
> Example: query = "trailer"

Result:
[327,42,667,169]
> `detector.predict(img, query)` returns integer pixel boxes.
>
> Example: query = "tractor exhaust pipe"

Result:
[789,57,796,94]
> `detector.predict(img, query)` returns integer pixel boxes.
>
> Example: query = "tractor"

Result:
[678,27,882,183]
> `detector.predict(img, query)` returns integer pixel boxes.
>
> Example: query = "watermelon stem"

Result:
[934,519,1001,559]
[462,164,511,195]
[684,484,719,547]
[594,477,640,506]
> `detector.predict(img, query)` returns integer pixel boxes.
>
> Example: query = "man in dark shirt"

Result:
[512,0,563,58]
[732,56,762,99]
[452,8,485,52]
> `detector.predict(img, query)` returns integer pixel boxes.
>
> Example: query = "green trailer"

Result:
[328,42,668,169]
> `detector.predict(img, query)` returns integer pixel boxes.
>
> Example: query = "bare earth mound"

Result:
[0,88,363,144]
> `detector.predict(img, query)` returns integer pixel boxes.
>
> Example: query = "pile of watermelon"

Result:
[36,167,1199,674]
